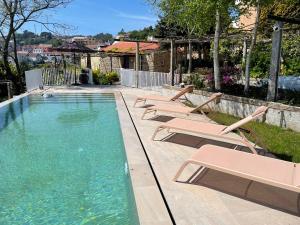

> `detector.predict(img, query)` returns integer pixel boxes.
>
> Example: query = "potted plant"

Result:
[79,68,89,84]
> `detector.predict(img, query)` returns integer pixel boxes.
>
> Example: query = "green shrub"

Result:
[92,70,119,85]
[92,69,101,85]
[99,73,110,85]
[250,43,271,78]
[185,73,205,89]
[106,71,119,83]
[282,34,300,75]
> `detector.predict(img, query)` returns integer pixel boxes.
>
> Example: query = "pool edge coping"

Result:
[0,92,30,108]
[115,92,174,225]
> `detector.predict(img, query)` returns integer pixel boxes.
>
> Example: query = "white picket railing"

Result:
[278,76,300,91]
[25,69,43,91]
[118,68,180,88]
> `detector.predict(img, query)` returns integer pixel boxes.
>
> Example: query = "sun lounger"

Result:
[141,92,223,119]
[152,106,268,154]
[173,144,300,193]
[133,85,194,107]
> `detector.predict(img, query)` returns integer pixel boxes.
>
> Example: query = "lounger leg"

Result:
[141,109,147,119]
[173,161,191,182]
[142,109,157,120]
[134,98,147,107]
[133,98,141,107]
[152,126,166,140]
[238,129,258,154]
[207,104,212,113]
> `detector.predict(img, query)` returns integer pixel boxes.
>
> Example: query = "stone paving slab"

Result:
[39,86,300,225]
[120,87,300,225]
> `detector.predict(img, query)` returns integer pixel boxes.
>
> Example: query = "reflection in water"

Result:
[57,109,99,125]
[0,97,29,131]
[0,93,139,225]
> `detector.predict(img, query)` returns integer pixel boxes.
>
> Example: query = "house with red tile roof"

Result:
[102,41,160,54]
[81,41,171,73]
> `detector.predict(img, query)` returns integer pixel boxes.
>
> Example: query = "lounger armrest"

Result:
[251,106,268,118]
[191,92,223,113]
[236,127,251,134]
[221,106,268,135]
[170,85,194,101]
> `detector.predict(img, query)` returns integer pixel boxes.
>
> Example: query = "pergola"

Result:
[50,41,97,85]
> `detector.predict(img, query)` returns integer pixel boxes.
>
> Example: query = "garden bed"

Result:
[162,85,300,132]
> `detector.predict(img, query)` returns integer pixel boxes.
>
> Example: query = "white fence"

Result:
[25,69,43,91]
[119,68,180,88]
[278,76,300,91]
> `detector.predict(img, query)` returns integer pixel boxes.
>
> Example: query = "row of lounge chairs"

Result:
[134,86,300,193]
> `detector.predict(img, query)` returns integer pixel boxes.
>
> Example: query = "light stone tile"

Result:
[38,86,300,225]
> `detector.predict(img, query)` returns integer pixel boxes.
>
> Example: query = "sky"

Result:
[21,0,159,36]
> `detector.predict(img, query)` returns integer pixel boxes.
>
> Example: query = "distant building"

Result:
[81,41,171,73]
[114,33,130,40]
[234,0,257,30]
[71,36,100,46]
[32,44,52,54]
[17,44,53,62]
[85,42,110,51]
[238,7,257,30]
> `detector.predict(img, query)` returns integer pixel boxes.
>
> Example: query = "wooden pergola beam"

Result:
[268,15,300,24]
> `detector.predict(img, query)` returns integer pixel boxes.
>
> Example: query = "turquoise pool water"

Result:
[0,93,139,225]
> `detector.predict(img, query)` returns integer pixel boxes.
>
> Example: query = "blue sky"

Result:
[22,0,159,36]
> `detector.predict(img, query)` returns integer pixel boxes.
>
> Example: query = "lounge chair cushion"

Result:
[191,145,297,189]
[163,118,225,135]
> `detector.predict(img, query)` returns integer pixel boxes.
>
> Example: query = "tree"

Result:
[243,0,299,95]
[40,31,53,40]
[93,33,113,42]
[159,0,213,74]
[0,0,71,80]
[259,0,300,38]
[154,15,188,38]
[118,28,126,35]
[149,0,236,90]
[129,26,155,40]
[244,0,262,95]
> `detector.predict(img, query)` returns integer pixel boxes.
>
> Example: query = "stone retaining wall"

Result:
[162,85,300,132]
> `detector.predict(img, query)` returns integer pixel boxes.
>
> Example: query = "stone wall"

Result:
[161,85,300,132]
[81,56,123,73]
[153,51,170,73]
[81,51,171,73]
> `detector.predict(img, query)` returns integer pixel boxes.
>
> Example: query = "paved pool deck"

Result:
[34,86,300,225]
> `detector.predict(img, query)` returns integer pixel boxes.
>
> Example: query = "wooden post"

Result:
[188,39,192,74]
[241,37,247,81]
[7,82,12,99]
[267,21,283,101]
[242,37,247,65]
[170,39,175,86]
[135,42,140,88]
[178,63,182,84]
[87,53,91,69]
[110,55,113,72]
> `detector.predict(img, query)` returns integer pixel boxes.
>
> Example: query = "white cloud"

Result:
[114,10,157,22]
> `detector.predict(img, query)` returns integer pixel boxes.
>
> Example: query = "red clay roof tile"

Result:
[102,41,159,54]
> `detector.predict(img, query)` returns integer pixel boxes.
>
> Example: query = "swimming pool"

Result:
[0,93,139,225]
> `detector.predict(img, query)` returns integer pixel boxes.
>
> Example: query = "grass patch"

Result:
[207,111,300,163]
